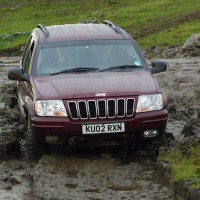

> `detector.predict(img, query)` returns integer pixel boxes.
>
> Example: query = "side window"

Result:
[23,37,35,74]
[22,36,32,67]
[24,49,32,74]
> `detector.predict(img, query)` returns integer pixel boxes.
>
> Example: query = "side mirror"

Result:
[8,68,28,81]
[151,61,167,74]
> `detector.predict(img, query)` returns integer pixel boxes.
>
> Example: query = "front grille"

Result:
[68,98,135,120]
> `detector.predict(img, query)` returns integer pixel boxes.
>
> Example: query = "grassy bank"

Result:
[159,140,200,188]
[1,0,200,53]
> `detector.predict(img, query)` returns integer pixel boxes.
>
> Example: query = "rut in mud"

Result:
[132,10,200,38]
[0,55,200,199]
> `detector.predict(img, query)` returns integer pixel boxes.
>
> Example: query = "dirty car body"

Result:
[8,21,168,157]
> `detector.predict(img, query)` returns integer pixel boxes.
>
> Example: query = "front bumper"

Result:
[30,109,168,145]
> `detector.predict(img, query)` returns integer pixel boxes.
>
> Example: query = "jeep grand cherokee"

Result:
[8,21,168,159]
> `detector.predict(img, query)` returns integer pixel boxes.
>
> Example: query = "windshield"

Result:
[35,40,147,75]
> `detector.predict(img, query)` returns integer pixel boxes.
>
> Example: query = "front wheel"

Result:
[26,118,43,160]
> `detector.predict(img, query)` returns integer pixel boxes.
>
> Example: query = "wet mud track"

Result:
[0,156,176,200]
[1,56,199,200]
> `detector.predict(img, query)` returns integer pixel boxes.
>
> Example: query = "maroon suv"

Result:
[8,21,168,159]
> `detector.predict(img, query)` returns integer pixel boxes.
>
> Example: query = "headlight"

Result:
[35,100,67,117]
[136,94,164,113]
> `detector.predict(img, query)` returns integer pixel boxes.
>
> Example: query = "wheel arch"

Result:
[23,96,35,123]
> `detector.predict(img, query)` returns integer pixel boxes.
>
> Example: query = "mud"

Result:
[0,55,199,199]
[155,57,200,140]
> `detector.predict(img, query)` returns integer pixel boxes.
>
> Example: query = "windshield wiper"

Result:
[99,65,144,72]
[50,67,99,76]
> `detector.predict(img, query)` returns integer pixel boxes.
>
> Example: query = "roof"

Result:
[35,23,131,44]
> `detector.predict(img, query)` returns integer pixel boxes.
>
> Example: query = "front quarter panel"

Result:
[17,77,38,118]
[24,95,35,116]
[24,77,42,116]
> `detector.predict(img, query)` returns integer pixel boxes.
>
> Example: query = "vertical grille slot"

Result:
[126,98,134,116]
[108,100,115,118]
[117,99,125,117]
[88,101,97,118]
[98,100,106,118]
[68,102,78,119]
[78,101,87,119]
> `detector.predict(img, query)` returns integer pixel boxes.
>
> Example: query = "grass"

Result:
[159,144,200,188]
[1,0,200,53]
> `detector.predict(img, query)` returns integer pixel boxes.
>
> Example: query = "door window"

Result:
[22,36,35,74]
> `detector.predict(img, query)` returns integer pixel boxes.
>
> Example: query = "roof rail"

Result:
[37,24,49,38]
[103,20,123,35]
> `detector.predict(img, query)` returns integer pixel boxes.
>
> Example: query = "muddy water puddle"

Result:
[1,56,199,199]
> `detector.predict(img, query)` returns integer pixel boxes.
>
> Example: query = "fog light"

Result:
[143,130,158,138]
[45,135,60,144]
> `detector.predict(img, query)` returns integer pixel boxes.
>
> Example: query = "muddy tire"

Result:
[26,118,42,160]
[140,132,169,159]
[151,132,170,156]
[158,131,173,147]
[157,132,168,146]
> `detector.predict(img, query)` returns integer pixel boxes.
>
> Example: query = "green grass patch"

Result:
[159,144,200,188]
[1,0,200,52]
[0,34,28,51]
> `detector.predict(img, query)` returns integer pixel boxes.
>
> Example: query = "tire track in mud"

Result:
[0,154,176,200]
[132,10,200,38]
[25,154,176,200]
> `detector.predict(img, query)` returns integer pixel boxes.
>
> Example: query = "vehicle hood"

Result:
[33,71,160,100]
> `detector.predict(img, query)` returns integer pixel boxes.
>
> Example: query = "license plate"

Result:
[82,123,125,134]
